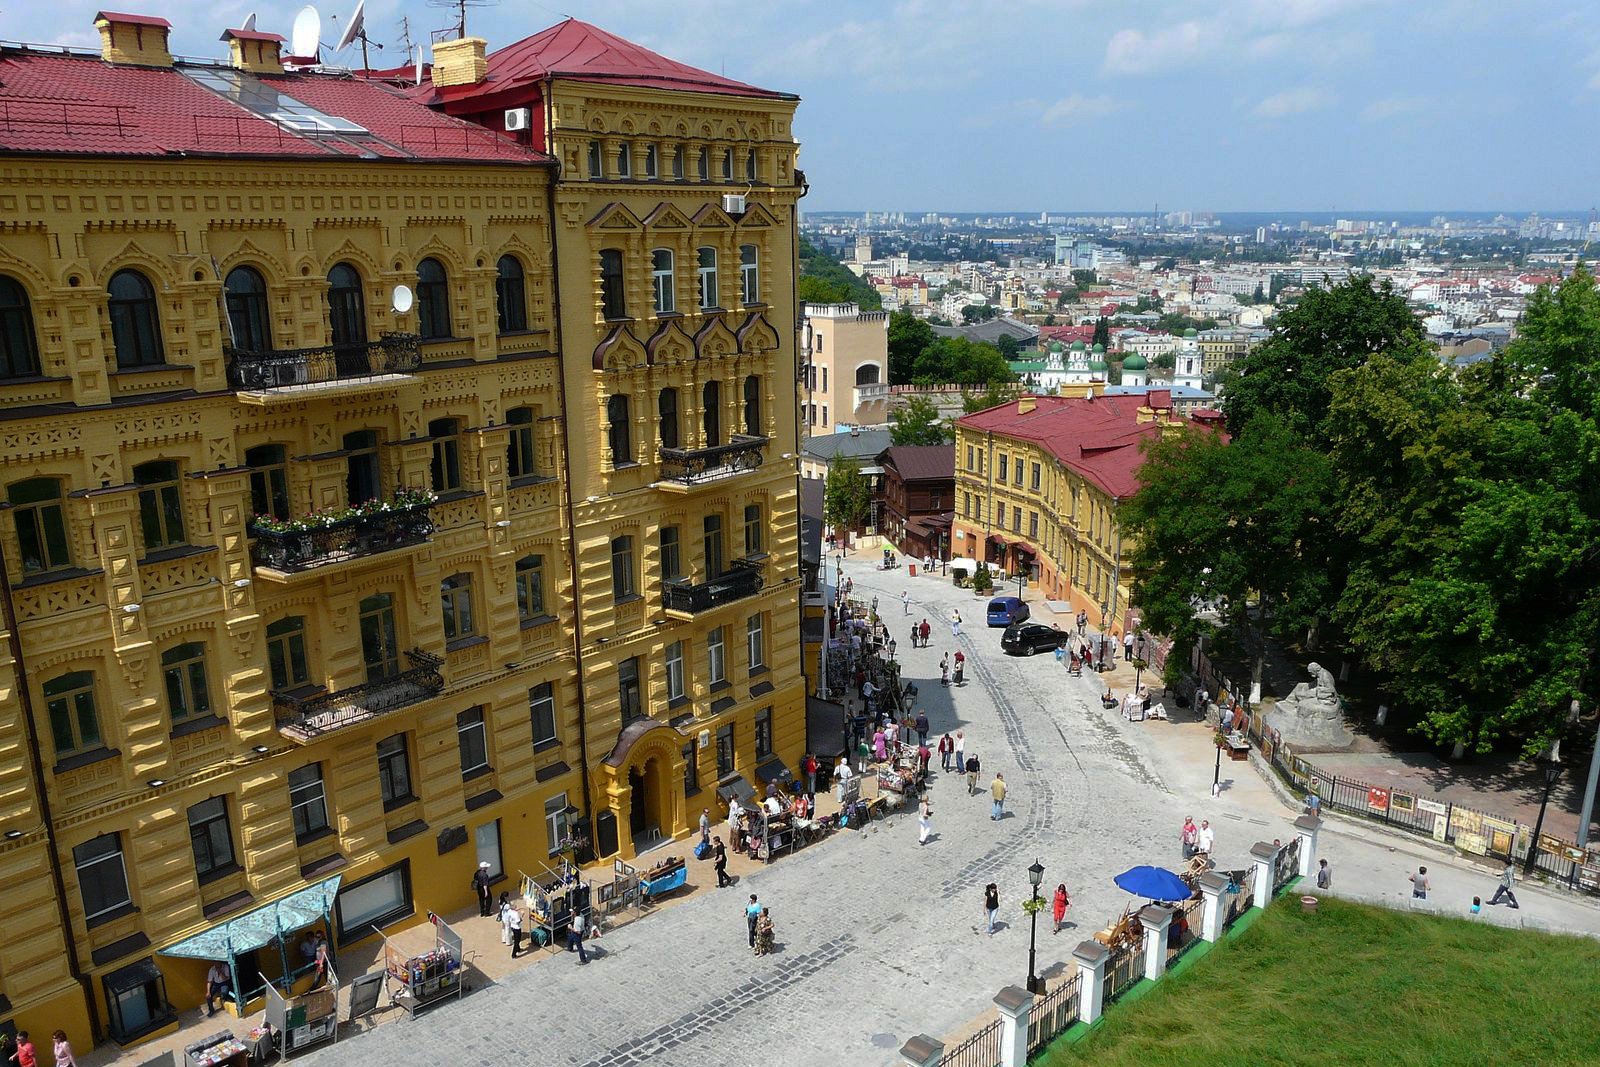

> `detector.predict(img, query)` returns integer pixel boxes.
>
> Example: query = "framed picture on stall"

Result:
[597,882,616,906]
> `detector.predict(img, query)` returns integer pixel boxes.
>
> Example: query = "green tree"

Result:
[961,380,1016,414]
[823,455,872,535]
[799,236,882,310]
[1071,269,1098,289]
[996,334,1021,360]
[1044,313,1057,326]
[918,337,1015,386]
[889,395,953,446]
[962,304,999,324]
[887,308,934,383]
[1252,282,1267,304]
[1092,317,1111,349]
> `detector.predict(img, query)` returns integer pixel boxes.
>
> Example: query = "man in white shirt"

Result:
[568,910,589,963]
[835,757,852,802]
[1197,820,1215,856]
[205,960,231,1017]
[902,590,911,615]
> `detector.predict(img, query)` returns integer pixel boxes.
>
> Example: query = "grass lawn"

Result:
[1038,896,1600,1067]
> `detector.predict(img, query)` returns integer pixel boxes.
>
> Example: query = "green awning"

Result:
[159,876,341,960]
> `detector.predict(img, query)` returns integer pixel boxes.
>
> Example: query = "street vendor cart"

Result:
[380,914,464,1017]
[640,855,688,899]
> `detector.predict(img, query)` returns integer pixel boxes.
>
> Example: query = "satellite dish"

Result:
[392,284,414,314]
[414,44,423,85]
[334,0,365,52]
[290,5,322,59]
[241,12,258,32]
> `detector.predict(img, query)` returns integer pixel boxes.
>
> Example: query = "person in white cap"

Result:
[473,861,494,916]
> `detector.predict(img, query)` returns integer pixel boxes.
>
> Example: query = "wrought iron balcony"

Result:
[247,496,434,577]
[226,333,421,393]
[275,649,445,742]
[662,557,765,615]
[657,434,768,487]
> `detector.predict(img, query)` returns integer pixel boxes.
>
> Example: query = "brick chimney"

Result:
[221,28,285,75]
[94,10,174,67]
[431,37,487,87]
[1017,395,1036,415]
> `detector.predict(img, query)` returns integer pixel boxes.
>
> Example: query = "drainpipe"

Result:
[0,541,101,1037]
[542,77,595,855]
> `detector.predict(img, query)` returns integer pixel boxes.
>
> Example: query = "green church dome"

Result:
[1121,353,1147,370]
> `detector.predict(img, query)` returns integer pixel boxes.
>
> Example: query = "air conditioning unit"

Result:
[698,729,711,750]
[504,107,531,132]
[722,193,746,216]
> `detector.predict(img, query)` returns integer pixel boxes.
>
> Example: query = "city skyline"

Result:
[15,1,1600,213]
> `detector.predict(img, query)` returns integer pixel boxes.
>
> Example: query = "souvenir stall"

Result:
[520,868,593,949]
[380,914,463,1017]
[639,854,687,899]
[183,1030,251,1067]
[596,858,643,922]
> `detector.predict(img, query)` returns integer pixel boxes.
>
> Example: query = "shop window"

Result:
[359,593,399,681]
[599,249,626,319]
[715,723,734,777]
[746,613,765,671]
[343,428,381,505]
[515,555,546,622]
[650,248,675,315]
[659,387,680,449]
[441,573,477,644]
[703,379,722,447]
[755,707,772,759]
[610,535,636,599]
[45,670,101,758]
[475,819,503,880]
[187,796,236,881]
[697,246,718,310]
[73,832,131,922]
[224,266,272,351]
[665,640,685,703]
[289,763,330,843]
[457,707,490,778]
[108,269,163,368]
[507,406,537,478]
[266,616,310,691]
[618,657,643,723]
[708,627,726,686]
[495,255,527,333]
[133,460,185,552]
[8,477,71,575]
[429,417,462,492]
[743,374,762,437]
[245,444,291,521]
[326,263,366,349]
[0,274,41,378]
[744,503,763,556]
[416,257,451,339]
[682,742,699,796]
[162,642,213,726]
[607,393,633,466]
[543,793,570,855]
[335,861,412,942]
[659,526,682,583]
[529,683,557,747]
[376,734,413,808]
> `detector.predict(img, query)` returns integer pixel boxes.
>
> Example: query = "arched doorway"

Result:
[598,719,688,858]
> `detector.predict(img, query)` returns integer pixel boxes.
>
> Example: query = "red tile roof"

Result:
[880,445,955,483]
[96,10,170,27]
[221,29,285,44]
[960,394,1217,499]
[0,49,548,164]
[429,18,791,105]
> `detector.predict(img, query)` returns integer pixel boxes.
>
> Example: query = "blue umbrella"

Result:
[1113,865,1192,900]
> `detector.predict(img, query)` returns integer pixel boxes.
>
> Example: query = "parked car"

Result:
[986,596,1030,627]
[1001,622,1067,656]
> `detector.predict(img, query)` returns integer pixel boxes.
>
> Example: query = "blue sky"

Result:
[19,1,1600,213]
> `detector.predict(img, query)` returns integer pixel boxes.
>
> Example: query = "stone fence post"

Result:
[994,985,1034,1067]
[1072,940,1109,1025]
[1250,841,1278,909]
[1140,904,1173,981]
[1199,870,1228,942]
[898,1034,942,1067]
[1294,815,1321,878]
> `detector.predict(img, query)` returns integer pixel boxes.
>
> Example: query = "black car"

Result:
[1001,621,1067,656]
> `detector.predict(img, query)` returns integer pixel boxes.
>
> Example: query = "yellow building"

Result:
[951,392,1221,630]
[801,303,890,433]
[0,10,803,1052]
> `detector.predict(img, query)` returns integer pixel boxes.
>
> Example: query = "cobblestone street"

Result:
[303,556,1600,1067]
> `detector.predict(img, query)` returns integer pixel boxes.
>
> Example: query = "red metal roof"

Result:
[96,10,170,27]
[433,18,790,104]
[0,49,549,164]
[221,29,285,44]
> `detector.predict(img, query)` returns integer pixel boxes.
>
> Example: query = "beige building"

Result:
[801,303,890,433]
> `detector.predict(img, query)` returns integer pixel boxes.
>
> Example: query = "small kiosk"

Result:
[380,914,464,1017]
[262,969,337,1055]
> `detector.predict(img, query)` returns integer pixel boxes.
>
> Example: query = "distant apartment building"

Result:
[855,235,874,264]
[1196,329,1262,377]
[802,303,890,433]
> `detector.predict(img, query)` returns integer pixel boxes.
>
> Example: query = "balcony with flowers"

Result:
[247,488,436,582]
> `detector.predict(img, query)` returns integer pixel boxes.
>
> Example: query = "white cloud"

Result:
[1252,87,1335,118]
[1362,95,1427,121]
[1103,21,1213,74]
[1040,94,1125,126]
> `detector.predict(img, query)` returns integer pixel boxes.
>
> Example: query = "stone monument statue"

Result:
[1264,661,1353,748]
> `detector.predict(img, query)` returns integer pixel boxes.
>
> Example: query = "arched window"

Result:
[495,255,527,333]
[416,258,451,339]
[224,266,271,351]
[740,245,760,305]
[327,263,366,349]
[0,275,41,379]
[506,406,536,478]
[743,375,762,438]
[650,249,675,315]
[856,363,881,386]
[702,379,722,448]
[697,246,719,310]
[607,393,633,466]
[659,387,679,449]
[107,269,163,368]
[599,249,626,319]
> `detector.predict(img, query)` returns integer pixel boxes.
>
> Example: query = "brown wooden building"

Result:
[878,445,955,560]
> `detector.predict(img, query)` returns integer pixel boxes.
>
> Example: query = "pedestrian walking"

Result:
[951,609,962,637]
[10,1033,35,1067]
[918,796,933,845]
[872,728,887,762]
[48,1033,73,1067]
[920,619,931,647]
[966,753,981,796]
[1409,866,1431,900]
[746,894,762,947]
[910,620,920,648]
[953,649,965,686]
[990,772,1007,820]
[803,753,819,800]
[568,910,590,963]
[917,742,931,773]
[1124,631,1134,661]
[953,731,965,773]
[1076,610,1087,636]
[699,808,711,847]
[915,709,930,745]
[984,882,1000,936]
[938,732,955,771]
[1488,862,1520,909]
[473,860,494,916]
[508,902,524,957]
[754,907,775,956]
[498,892,514,945]
[1181,816,1198,858]
[940,654,950,687]
[714,837,731,887]
[1052,884,1070,934]
[902,590,911,615]
[1196,819,1214,857]
[1315,858,1332,890]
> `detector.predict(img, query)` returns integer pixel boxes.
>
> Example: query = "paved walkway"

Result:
[296,558,1600,1067]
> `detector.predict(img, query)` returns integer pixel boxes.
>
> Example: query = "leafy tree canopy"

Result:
[799,236,882,310]
[889,394,954,446]
[823,455,872,533]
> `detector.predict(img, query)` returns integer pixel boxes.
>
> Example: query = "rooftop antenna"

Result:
[334,0,380,71]
[426,0,497,39]
[290,5,323,61]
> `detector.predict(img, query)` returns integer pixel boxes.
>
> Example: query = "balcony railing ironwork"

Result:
[248,500,434,573]
[658,433,767,485]
[663,557,764,614]
[226,333,421,391]
[274,649,445,741]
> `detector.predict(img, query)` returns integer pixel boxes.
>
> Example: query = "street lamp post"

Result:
[1524,760,1563,876]
[1015,572,1025,601]
[1026,859,1046,994]
[1213,736,1224,797]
